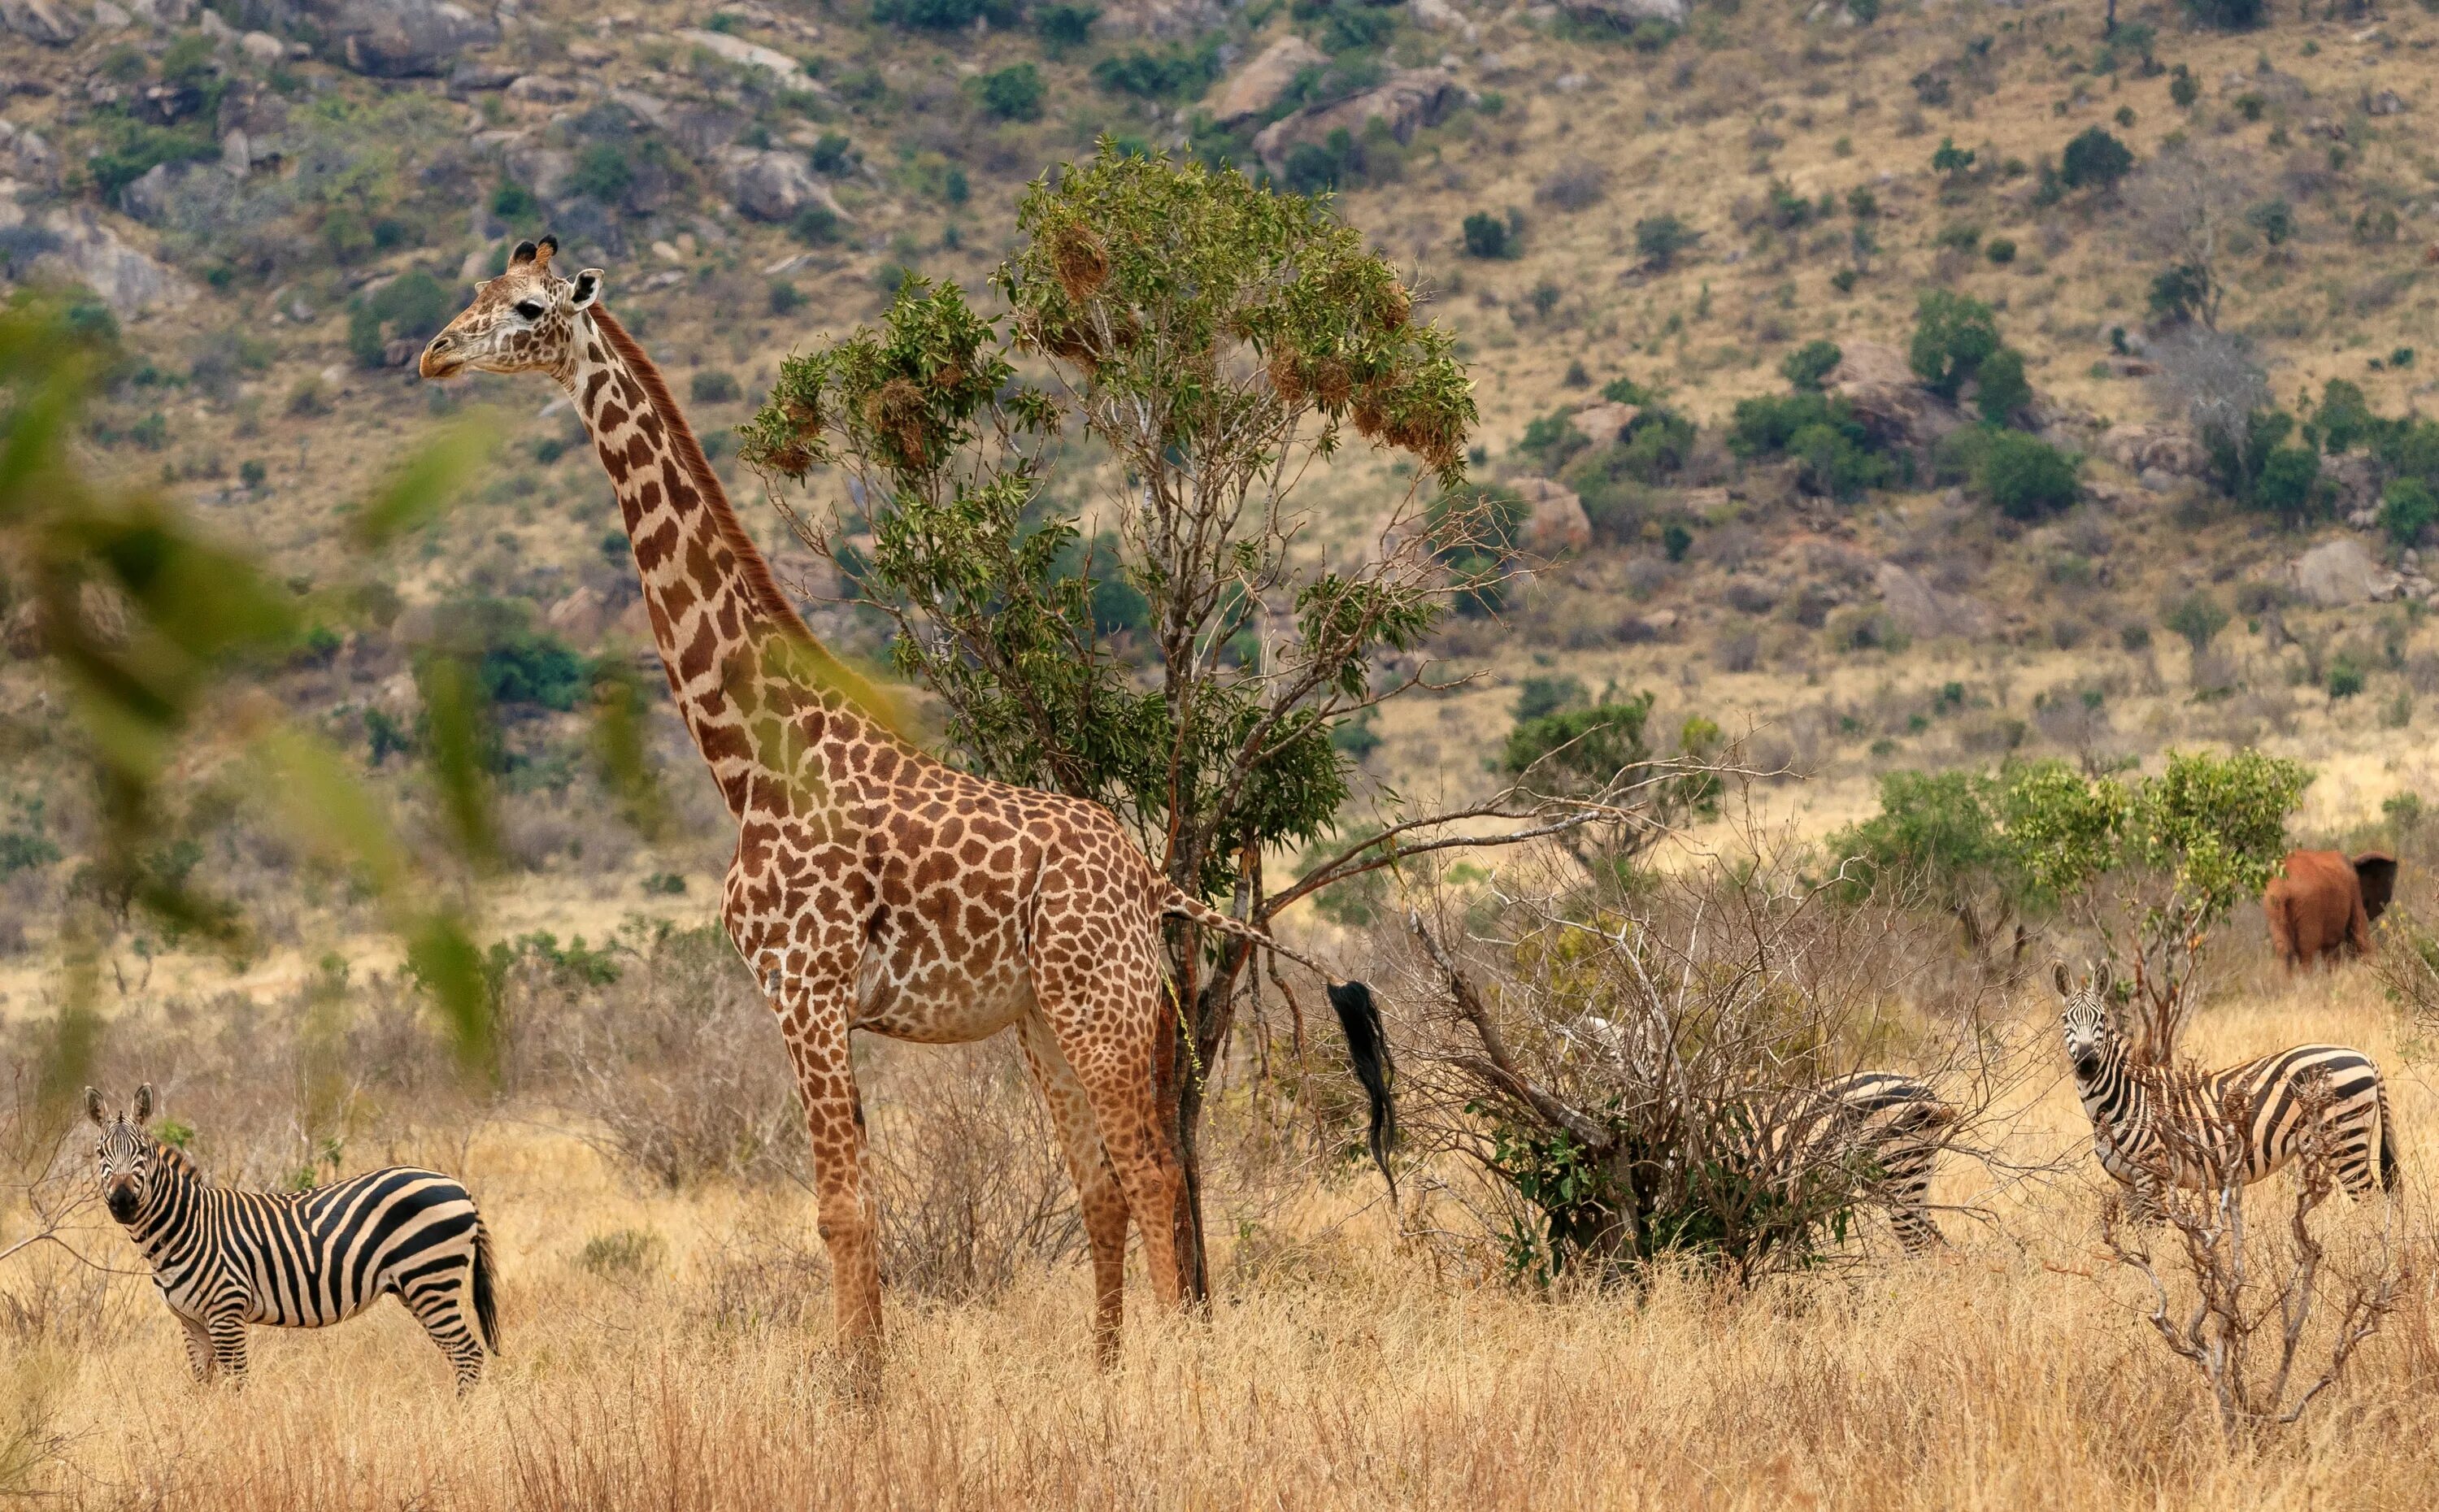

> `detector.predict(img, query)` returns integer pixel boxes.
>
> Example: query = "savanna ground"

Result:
[8,914,2439,1512]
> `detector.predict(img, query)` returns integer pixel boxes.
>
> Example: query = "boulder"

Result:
[0,0,81,44]
[2284,537,2403,607]
[1252,69,1468,174]
[1208,36,1327,128]
[675,26,807,82]
[1410,0,1471,28]
[2095,423,2211,479]
[504,143,575,205]
[448,59,517,91]
[545,585,609,645]
[1568,399,1638,445]
[2324,452,2380,517]
[1823,341,1962,451]
[0,203,196,315]
[0,119,60,185]
[506,72,582,103]
[1512,476,1591,557]
[720,147,849,224]
[309,0,499,79]
[2367,89,2409,116]
[1557,0,1686,25]
[1098,0,1229,38]
[1874,560,1991,640]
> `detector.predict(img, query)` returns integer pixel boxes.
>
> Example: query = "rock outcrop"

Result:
[1557,0,1686,26]
[2096,424,2211,480]
[0,0,82,46]
[2284,537,2403,607]
[1512,477,1591,558]
[719,148,849,224]
[1823,341,1962,451]
[1251,69,1468,174]
[309,0,499,79]
[1208,36,1327,128]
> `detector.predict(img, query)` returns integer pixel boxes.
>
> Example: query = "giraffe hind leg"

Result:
[1028,936,1185,1310]
[1017,1011,1132,1366]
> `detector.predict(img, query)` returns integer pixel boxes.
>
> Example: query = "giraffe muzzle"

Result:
[418,333,462,380]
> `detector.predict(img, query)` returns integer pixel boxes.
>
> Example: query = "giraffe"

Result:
[420,238,1392,1366]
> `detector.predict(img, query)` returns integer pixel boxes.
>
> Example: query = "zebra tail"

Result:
[472,1217,502,1355]
[2379,1080,2402,1193]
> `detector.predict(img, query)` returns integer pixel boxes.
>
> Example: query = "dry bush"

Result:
[863,1041,1084,1303]
[1389,837,2019,1288]
[1533,159,1608,212]
[536,923,809,1190]
[2098,1071,2402,1445]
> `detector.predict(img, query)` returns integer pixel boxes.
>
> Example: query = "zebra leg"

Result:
[206,1313,250,1383]
[402,1278,486,1390]
[1887,1192,1946,1253]
[177,1314,215,1383]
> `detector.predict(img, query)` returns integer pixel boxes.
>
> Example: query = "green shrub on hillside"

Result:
[1781,340,1843,392]
[1909,290,2002,401]
[2382,478,2438,547]
[975,63,1046,120]
[1977,430,2079,519]
[2059,127,2133,191]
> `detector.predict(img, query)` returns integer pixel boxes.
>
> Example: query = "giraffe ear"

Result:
[85,1087,105,1126]
[509,239,539,267]
[133,1083,154,1123]
[570,268,602,311]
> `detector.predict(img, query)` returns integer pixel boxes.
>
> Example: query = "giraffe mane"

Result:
[589,306,813,641]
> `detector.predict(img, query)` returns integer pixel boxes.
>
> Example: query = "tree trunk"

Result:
[1159,928,1254,1307]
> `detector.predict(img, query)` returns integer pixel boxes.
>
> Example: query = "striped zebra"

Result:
[2051,963,2399,1206]
[1581,1019,1957,1251]
[1733,1071,1959,1253]
[86,1085,502,1389]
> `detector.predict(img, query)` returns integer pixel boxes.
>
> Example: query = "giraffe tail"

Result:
[472,1215,502,1356]
[1161,889,1398,1195]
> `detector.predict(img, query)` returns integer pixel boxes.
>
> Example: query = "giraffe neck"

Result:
[560,306,904,821]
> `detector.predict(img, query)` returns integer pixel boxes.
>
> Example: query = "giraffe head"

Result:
[419,236,603,382]
[2051,960,2115,1080]
[85,1083,159,1223]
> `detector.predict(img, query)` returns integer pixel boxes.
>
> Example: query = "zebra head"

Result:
[84,1084,158,1224]
[2051,961,2115,1082]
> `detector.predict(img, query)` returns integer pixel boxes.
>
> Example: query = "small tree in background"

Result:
[741,147,1657,1296]
[1910,290,2002,401]
[1502,694,1722,885]
[1781,339,1843,392]
[2059,127,2135,193]
[2010,750,2309,1061]
[1833,768,2050,979]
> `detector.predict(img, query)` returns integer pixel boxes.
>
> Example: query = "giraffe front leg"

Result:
[177,1314,215,1384]
[776,993,885,1369]
[207,1313,250,1384]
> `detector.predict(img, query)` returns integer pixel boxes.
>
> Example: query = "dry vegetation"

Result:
[4,951,2439,1502]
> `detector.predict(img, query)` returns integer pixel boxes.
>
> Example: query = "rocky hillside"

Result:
[6,0,2439,988]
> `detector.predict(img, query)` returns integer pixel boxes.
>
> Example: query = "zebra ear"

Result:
[133,1084,154,1123]
[2050,962,2070,998]
[85,1087,105,1126]
[2093,960,2113,998]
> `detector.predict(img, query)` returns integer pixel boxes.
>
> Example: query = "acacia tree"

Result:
[2010,749,2308,1061]
[740,148,1631,1294]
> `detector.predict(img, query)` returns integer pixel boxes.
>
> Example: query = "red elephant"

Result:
[2263,849,2399,969]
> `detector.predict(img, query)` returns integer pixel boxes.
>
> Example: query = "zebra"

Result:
[86,1084,502,1389]
[2051,962,2399,1208]
[1578,1019,1957,1251]
[1731,1070,1959,1253]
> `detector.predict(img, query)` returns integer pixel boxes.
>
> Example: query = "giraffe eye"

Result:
[515,299,546,321]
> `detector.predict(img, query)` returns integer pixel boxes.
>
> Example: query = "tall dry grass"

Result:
[6,961,2439,1509]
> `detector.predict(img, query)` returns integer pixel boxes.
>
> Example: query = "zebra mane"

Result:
[152,1138,199,1182]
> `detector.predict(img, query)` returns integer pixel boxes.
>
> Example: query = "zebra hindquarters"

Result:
[2229,1046,2394,1199]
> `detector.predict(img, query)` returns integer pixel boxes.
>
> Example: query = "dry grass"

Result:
[7,966,2439,1510]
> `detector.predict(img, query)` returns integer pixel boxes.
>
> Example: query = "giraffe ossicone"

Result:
[420,235,1393,1366]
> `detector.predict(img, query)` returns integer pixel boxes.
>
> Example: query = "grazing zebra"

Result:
[2051,963,2399,1206]
[1735,1071,1959,1253]
[86,1085,501,1388]
[1580,1019,1957,1251]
